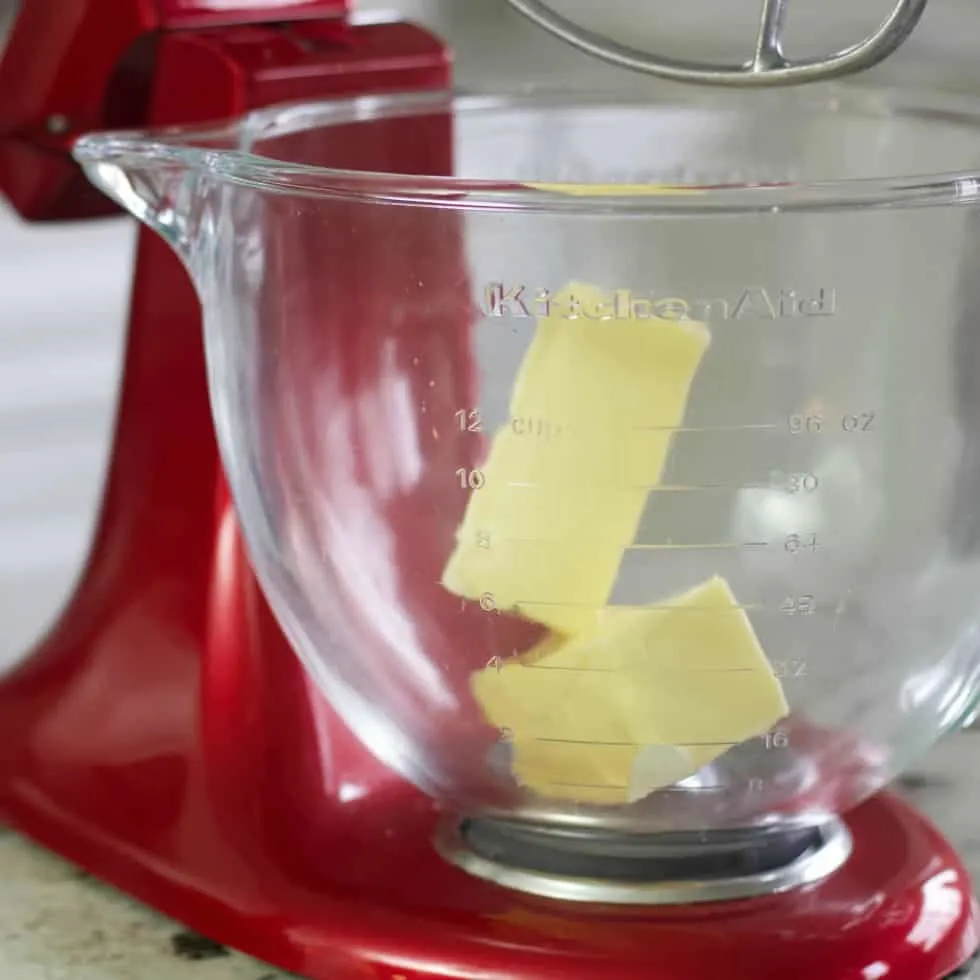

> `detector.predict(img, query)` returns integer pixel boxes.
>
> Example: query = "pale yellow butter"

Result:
[472,576,789,804]
[441,281,710,633]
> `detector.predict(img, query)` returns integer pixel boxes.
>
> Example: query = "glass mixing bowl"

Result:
[74,85,980,847]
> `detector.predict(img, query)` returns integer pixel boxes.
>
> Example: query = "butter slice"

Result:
[472,576,788,804]
[441,281,711,633]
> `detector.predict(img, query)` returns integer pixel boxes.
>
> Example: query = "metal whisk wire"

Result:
[505,0,930,86]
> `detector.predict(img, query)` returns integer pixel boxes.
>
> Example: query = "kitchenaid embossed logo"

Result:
[481,283,837,322]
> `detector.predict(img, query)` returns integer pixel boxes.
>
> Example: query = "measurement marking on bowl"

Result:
[642,483,774,493]
[626,541,771,552]
[632,422,781,433]
[534,737,738,748]
[504,481,777,493]
[442,587,824,621]
[547,781,631,791]
[491,537,776,552]
[503,481,639,490]
[542,781,729,793]
[521,664,759,674]
[661,786,727,793]
[516,599,764,612]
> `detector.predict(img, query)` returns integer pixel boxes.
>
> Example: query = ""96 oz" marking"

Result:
[789,411,876,434]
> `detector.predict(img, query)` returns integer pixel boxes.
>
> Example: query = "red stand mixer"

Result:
[3,0,980,978]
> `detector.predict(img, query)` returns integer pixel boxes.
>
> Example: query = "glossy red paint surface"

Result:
[1,3,978,977]
[0,0,396,219]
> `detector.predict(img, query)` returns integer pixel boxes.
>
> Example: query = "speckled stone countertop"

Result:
[0,830,291,979]
[0,731,975,979]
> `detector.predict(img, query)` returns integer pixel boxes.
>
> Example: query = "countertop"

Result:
[5,0,980,976]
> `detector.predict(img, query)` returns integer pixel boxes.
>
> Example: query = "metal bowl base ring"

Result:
[435,815,853,905]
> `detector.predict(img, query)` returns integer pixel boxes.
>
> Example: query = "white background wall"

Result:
[2,0,980,669]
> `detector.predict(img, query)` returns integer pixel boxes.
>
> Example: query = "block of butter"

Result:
[472,576,789,805]
[441,281,711,633]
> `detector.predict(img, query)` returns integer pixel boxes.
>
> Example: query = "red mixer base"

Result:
[0,772,977,979]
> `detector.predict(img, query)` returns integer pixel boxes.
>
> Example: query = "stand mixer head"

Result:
[4,0,980,978]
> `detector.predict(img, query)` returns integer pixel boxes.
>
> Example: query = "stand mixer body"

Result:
[1,1,980,979]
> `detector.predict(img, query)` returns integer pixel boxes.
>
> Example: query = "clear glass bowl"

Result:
[74,85,980,837]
